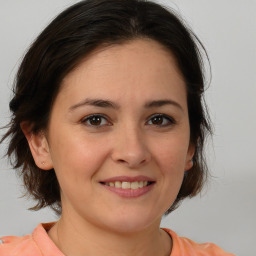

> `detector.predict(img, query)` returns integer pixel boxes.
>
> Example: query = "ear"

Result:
[21,122,53,170]
[185,143,195,171]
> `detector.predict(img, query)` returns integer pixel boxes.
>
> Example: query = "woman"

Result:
[0,0,235,255]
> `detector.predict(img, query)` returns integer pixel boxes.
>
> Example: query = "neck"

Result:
[48,213,172,256]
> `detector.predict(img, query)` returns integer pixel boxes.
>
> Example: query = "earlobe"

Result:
[185,159,194,171]
[185,143,195,171]
[20,122,53,170]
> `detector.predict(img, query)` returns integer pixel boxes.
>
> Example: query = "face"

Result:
[33,39,194,233]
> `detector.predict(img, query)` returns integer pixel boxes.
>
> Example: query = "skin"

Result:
[24,39,194,256]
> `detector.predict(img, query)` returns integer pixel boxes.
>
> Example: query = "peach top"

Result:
[0,223,235,255]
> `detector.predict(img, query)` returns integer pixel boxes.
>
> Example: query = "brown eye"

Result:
[147,114,175,127]
[82,115,109,127]
[89,116,102,125]
[151,116,164,125]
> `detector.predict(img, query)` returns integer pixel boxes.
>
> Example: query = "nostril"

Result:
[111,146,151,168]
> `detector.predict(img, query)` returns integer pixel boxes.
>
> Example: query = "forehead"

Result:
[57,39,186,108]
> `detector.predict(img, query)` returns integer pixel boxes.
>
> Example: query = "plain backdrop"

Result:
[0,1,255,255]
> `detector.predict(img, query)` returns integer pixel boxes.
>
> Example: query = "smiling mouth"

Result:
[100,181,154,190]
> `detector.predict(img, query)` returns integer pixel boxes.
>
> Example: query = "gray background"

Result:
[0,1,255,255]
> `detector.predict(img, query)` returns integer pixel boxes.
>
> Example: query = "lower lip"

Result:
[101,183,155,198]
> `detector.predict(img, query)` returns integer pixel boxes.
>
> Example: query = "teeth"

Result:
[115,181,122,188]
[138,181,144,188]
[122,182,130,189]
[131,181,139,189]
[105,181,150,189]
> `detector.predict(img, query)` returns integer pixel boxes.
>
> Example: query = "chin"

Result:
[100,212,161,234]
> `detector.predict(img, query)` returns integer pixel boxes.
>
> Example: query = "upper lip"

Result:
[100,175,155,183]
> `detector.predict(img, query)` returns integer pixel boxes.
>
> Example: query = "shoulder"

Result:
[0,222,60,256]
[0,234,41,256]
[162,228,236,256]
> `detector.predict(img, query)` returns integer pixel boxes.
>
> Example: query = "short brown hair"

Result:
[1,0,212,215]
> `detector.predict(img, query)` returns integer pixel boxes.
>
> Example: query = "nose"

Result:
[111,126,151,169]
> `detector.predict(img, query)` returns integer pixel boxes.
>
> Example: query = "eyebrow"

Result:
[144,99,183,111]
[69,98,120,111]
[69,98,183,112]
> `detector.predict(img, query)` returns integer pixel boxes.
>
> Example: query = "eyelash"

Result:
[147,114,176,127]
[81,114,110,128]
[81,114,176,128]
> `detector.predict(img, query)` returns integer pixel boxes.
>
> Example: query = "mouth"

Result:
[100,181,154,190]
[99,176,155,198]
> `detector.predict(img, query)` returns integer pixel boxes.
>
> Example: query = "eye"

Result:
[147,114,176,127]
[81,114,110,127]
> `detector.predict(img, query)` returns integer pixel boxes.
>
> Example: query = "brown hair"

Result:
[1,0,212,215]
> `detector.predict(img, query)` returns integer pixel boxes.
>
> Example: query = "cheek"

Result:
[151,134,190,173]
[49,131,110,185]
